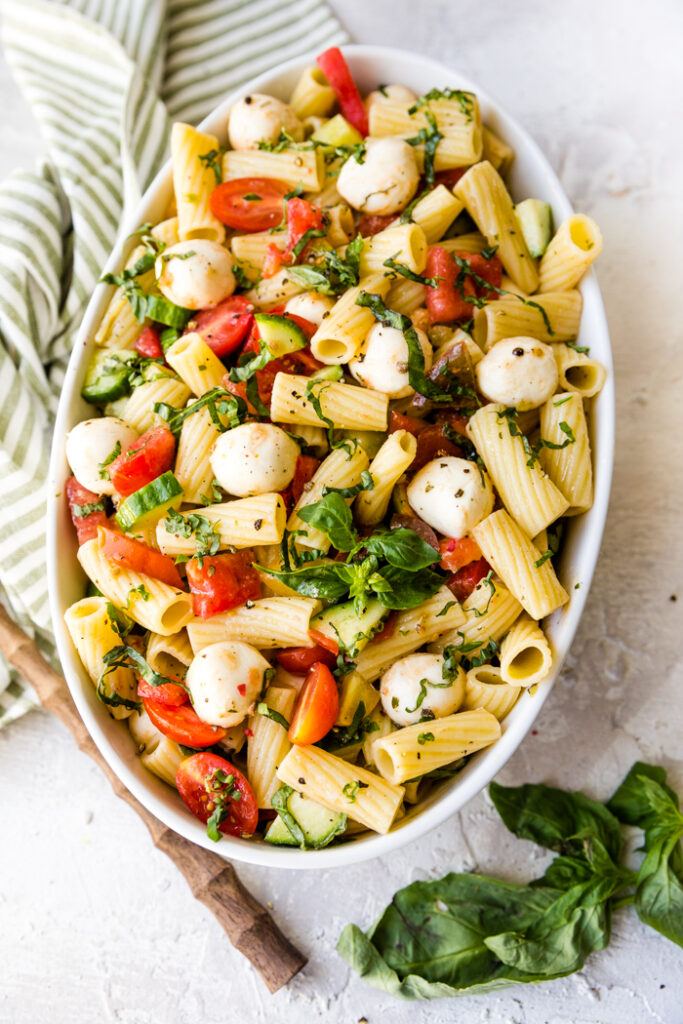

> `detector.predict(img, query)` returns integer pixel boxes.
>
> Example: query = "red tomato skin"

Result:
[308,629,339,655]
[467,252,503,300]
[438,536,483,573]
[108,426,176,498]
[389,409,429,437]
[276,644,337,674]
[209,177,290,232]
[176,753,258,837]
[186,550,261,618]
[134,326,164,360]
[426,246,476,324]
[286,197,324,256]
[262,242,287,279]
[288,662,339,745]
[447,558,491,603]
[100,526,185,589]
[434,168,468,189]
[369,611,397,645]
[65,476,108,544]
[411,424,464,471]
[358,213,396,236]
[317,47,369,136]
[144,698,227,747]
[137,677,188,707]
[289,454,320,507]
[187,296,254,357]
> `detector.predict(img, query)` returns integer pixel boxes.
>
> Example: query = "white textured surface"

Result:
[1,1,682,1021]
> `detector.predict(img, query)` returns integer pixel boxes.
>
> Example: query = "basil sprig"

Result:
[289,235,364,296]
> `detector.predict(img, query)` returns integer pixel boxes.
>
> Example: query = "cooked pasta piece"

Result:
[462,665,521,719]
[119,376,191,434]
[473,509,569,620]
[325,204,356,247]
[156,493,287,552]
[247,684,298,808]
[499,614,553,687]
[245,267,307,309]
[231,231,288,281]
[454,161,539,293]
[222,147,325,191]
[373,708,501,785]
[386,277,425,314]
[186,596,321,651]
[287,444,369,550]
[539,392,593,514]
[251,543,299,597]
[171,122,225,243]
[173,406,222,505]
[355,430,416,526]
[64,597,137,719]
[467,403,570,537]
[553,344,607,399]
[145,629,193,678]
[361,706,395,769]
[481,125,515,176]
[277,744,404,834]
[473,291,583,349]
[309,274,391,364]
[141,736,186,787]
[539,215,603,292]
[357,224,428,276]
[289,65,336,118]
[270,372,389,432]
[369,98,483,168]
[408,185,464,244]
[430,577,523,656]
[439,231,488,255]
[165,333,228,395]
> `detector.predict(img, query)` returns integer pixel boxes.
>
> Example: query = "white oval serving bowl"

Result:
[47,45,614,869]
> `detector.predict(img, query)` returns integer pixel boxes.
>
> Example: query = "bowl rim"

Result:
[46,43,614,869]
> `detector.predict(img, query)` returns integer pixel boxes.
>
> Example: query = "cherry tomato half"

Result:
[447,557,491,603]
[186,550,262,619]
[176,753,258,838]
[108,425,176,498]
[144,697,227,747]
[137,676,188,707]
[187,296,254,358]
[65,476,108,544]
[438,536,482,574]
[276,643,337,675]
[288,662,339,745]
[100,526,184,590]
[209,177,290,232]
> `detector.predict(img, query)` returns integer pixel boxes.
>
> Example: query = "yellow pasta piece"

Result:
[156,493,286,552]
[431,577,523,656]
[187,596,321,652]
[439,232,488,255]
[246,267,307,310]
[171,122,225,243]
[540,392,593,514]
[120,376,191,435]
[270,372,389,432]
[309,274,391,364]
[247,684,298,808]
[473,291,583,349]
[462,665,521,719]
[553,344,607,399]
[481,125,515,176]
[165,333,227,395]
[355,430,416,526]
[386,277,425,314]
[369,98,483,169]
[358,224,427,276]
[231,231,288,282]
[325,204,355,248]
[64,597,137,719]
[173,406,222,505]
[145,630,193,678]
[499,615,553,687]
[539,215,603,292]
[336,671,380,727]
[289,65,336,118]
[408,185,464,244]
[223,147,325,191]
[288,444,369,550]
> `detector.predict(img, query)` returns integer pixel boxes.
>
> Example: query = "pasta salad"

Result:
[63,47,605,850]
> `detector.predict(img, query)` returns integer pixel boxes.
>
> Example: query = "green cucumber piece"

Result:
[254,313,306,359]
[265,785,346,848]
[311,114,363,148]
[81,350,137,404]
[115,471,184,532]
[337,428,385,459]
[310,364,343,383]
[310,597,387,654]
[515,198,553,258]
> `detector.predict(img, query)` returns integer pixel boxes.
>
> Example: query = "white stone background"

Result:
[1,0,682,1021]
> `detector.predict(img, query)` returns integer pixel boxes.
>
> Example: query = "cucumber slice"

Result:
[311,597,388,654]
[311,114,363,148]
[310,365,343,383]
[515,199,553,258]
[115,471,184,532]
[254,313,306,359]
[337,427,385,459]
[81,350,136,404]
[265,785,346,848]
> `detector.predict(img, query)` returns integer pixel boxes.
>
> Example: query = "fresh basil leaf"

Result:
[607,761,681,830]
[364,528,439,571]
[373,564,444,610]
[254,562,350,603]
[634,833,683,948]
[298,491,358,552]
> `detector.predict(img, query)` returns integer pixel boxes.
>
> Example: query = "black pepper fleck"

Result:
[254,518,263,530]
[513,346,524,356]
[298,777,306,785]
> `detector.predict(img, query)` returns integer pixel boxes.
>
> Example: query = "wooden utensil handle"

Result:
[0,605,306,993]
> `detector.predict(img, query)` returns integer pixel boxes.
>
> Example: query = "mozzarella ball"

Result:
[476,337,559,411]
[65,417,138,496]
[284,291,335,326]
[211,423,299,497]
[349,322,431,398]
[187,641,269,728]
[156,240,235,311]
[228,93,304,150]
[365,84,417,116]
[337,137,419,216]
[407,456,494,537]
[380,653,465,727]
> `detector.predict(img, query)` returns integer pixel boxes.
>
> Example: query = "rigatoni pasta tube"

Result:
[173,405,222,504]
[222,147,325,191]
[145,629,193,678]
[408,185,463,244]
[120,377,191,434]
[245,267,306,310]
[309,274,391,364]
[481,125,515,176]
[357,224,427,276]
[165,333,227,395]
[64,597,137,720]
[499,615,553,687]
[467,403,569,537]
[77,535,193,636]
[454,161,539,293]
[141,736,186,787]
[386,277,425,314]
[439,232,488,255]
[373,709,501,785]
[355,430,416,526]
[432,578,522,656]
[171,122,225,243]
[231,231,288,281]
[473,291,583,349]
[270,373,389,432]
[288,445,369,550]
[540,392,593,514]
[289,65,336,118]
[553,344,607,399]
[247,685,298,808]
[473,510,569,620]
[369,98,483,168]
[463,665,521,720]
[156,494,286,552]
[276,744,404,834]
[539,215,603,292]
[186,596,321,652]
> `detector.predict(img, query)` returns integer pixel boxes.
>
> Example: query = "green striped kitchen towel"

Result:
[0,0,347,725]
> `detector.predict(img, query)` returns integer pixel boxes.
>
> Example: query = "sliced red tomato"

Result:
[144,698,227,747]
[439,536,482,573]
[65,476,108,544]
[358,213,396,236]
[412,423,465,471]
[426,245,477,324]
[370,611,397,645]
[286,197,324,257]
[186,550,261,618]
[134,326,164,360]
[209,177,290,232]
[290,454,320,505]
[288,662,339,745]
[308,629,339,656]
[100,526,184,589]
[435,410,470,437]
[434,168,468,190]
[389,409,429,437]
[465,250,503,301]
[108,425,175,498]
[137,676,188,707]
[317,47,369,136]
[276,644,337,674]
[187,296,254,357]
[176,753,258,838]
[447,557,491,603]
[262,241,288,279]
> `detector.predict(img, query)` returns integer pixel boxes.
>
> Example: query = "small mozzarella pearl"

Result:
[156,240,235,311]
[211,423,299,497]
[407,456,494,538]
[476,337,559,411]
[365,84,417,116]
[380,653,465,727]
[337,137,419,216]
[66,417,138,496]
[228,93,304,151]
[284,291,335,326]
[187,641,269,728]
[349,322,431,398]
